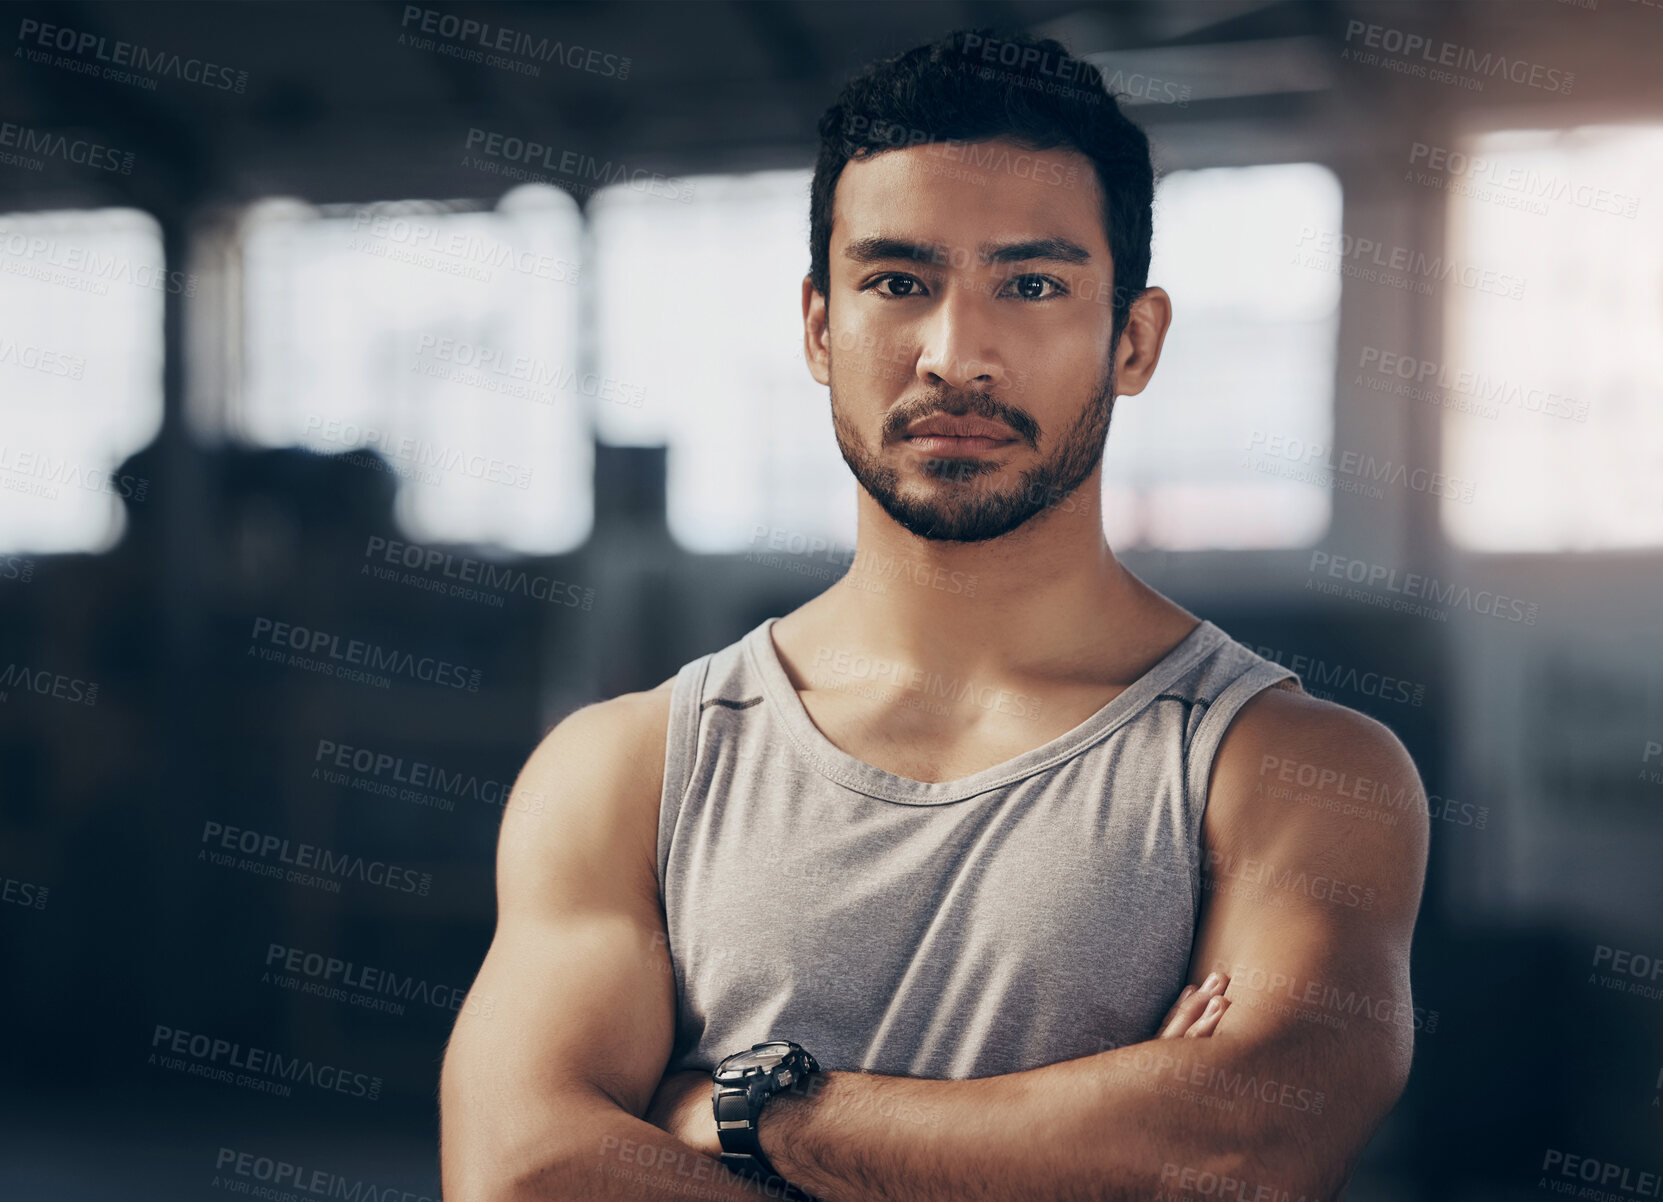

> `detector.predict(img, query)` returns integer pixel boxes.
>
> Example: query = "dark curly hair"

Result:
[809,27,1156,347]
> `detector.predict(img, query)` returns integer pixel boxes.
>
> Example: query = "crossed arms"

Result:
[439,678,1429,1202]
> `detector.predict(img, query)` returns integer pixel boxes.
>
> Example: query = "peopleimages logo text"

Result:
[264,942,485,1016]
[15,18,250,91]
[0,122,132,174]
[399,6,629,77]
[1342,20,1573,92]
[1308,552,1539,625]
[151,1024,380,1099]
[214,1147,436,1202]
[363,536,594,609]
[200,820,432,895]
[250,617,483,690]
[0,225,196,296]
[1409,143,1639,218]
[313,736,528,813]
[1356,346,1587,422]
[463,130,689,201]
[1295,226,1525,298]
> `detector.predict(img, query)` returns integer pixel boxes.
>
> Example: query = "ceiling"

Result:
[1,0,1656,217]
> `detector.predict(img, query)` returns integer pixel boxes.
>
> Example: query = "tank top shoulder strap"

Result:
[657,651,711,901]
[1170,626,1303,847]
[655,632,768,898]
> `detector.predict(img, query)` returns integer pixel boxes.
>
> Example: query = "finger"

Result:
[1184,994,1230,1038]
[1157,984,1200,1037]
[1160,982,1215,1038]
[1159,972,1229,1038]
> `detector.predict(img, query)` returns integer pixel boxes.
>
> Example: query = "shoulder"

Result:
[1213,682,1420,797]
[520,676,678,814]
[1203,684,1430,920]
[497,677,677,906]
[525,676,677,783]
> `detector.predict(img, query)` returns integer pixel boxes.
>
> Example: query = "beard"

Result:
[830,354,1117,543]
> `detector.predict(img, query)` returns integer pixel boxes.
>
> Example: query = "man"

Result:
[439,27,1429,1202]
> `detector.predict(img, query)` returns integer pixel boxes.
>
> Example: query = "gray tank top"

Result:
[655,616,1300,1080]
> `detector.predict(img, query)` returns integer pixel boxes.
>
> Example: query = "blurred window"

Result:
[0,208,165,553]
[237,184,590,554]
[1103,162,1342,550]
[589,169,852,552]
[1441,125,1663,551]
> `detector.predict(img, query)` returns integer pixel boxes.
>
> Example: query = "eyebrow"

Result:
[842,235,1092,267]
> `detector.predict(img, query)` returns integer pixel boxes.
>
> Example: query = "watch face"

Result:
[724,1046,787,1071]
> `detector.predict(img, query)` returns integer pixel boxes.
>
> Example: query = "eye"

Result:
[999,274,1067,301]
[864,273,929,299]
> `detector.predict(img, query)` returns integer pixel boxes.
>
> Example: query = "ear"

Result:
[1111,285,1172,398]
[802,275,831,387]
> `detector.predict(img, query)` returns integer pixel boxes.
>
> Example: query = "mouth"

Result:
[901,413,1021,456]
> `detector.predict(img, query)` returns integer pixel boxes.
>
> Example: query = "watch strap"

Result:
[714,1075,772,1161]
[717,1154,821,1202]
[717,1151,772,1180]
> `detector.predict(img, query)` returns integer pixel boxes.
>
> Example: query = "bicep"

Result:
[440,690,677,1193]
[1187,691,1430,1127]
[442,908,676,1180]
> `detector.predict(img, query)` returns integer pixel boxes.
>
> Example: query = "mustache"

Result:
[880,389,1042,449]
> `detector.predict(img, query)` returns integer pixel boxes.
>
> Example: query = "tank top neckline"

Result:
[742,615,1226,806]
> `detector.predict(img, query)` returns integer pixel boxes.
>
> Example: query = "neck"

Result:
[821,466,1178,677]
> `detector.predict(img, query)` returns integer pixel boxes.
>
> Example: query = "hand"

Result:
[1156,970,1231,1038]
[643,1069,723,1159]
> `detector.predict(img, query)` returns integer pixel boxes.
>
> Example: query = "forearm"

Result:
[759,1033,1346,1202]
[458,1099,771,1202]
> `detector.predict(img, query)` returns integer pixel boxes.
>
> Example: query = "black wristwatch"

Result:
[712,1040,819,1191]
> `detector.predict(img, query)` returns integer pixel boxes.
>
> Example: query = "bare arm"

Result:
[438,682,767,1202]
[669,690,1431,1202]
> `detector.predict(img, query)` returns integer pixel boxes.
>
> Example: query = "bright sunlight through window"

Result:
[1442,124,1663,551]
[590,169,853,553]
[1103,163,1342,550]
[0,208,164,554]
[237,184,590,554]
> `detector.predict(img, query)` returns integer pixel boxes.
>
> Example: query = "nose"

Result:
[914,281,1007,392]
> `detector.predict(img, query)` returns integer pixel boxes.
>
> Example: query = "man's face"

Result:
[806,137,1124,543]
